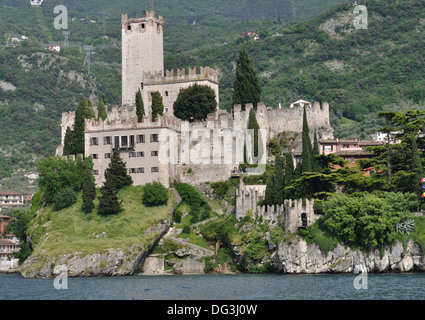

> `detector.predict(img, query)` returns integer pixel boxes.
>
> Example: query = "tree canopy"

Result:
[173,84,217,121]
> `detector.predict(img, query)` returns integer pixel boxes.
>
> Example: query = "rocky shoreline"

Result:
[15,236,425,278]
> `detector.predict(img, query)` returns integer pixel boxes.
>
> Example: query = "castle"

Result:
[121,12,219,117]
[57,11,334,230]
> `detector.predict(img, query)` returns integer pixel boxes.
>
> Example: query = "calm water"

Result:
[1,273,425,300]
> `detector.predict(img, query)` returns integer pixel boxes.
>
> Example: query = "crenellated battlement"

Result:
[144,66,219,85]
[121,11,164,26]
[235,180,318,232]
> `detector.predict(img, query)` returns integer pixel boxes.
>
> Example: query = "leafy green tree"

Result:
[135,89,145,122]
[105,150,133,191]
[37,156,85,205]
[81,157,96,214]
[63,127,74,156]
[323,193,412,250]
[232,49,262,110]
[53,187,78,211]
[151,91,164,122]
[97,94,108,121]
[143,181,169,207]
[173,84,217,121]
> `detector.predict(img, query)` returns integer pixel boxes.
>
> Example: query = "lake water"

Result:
[1,273,425,300]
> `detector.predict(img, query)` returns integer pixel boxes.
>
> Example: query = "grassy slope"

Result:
[28,186,179,257]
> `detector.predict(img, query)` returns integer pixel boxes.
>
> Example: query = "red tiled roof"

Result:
[0,191,23,196]
[0,239,16,246]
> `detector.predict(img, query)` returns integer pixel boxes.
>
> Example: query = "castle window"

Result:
[90,137,98,146]
[127,25,131,31]
[93,170,99,176]
[165,108,169,113]
[129,152,137,158]
[121,136,128,147]
[137,168,144,174]
[137,135,145,143]
[151,167,159,173]
[104,136,112,145]
[137,152,144,157]
[151,151,158,157]
[129,168,137,174]
[151,134,159,142]
[165,91,169,97]
[91,154,98,160]
[105,153,111,159]
[141,83,144,90]
[142,23,145,29]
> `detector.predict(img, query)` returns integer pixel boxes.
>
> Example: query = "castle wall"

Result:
[235,182,316,232]
[121,12,164,106]
[267,102,333,140]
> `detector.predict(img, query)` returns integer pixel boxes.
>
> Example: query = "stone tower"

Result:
[121,11,164,106]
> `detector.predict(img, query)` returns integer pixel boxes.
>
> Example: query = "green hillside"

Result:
[2,0,425,175]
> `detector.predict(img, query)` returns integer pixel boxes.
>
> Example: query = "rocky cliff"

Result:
[276,237,425,274]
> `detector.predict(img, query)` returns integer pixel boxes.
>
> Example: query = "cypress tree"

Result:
[232,49,262,110]
[63,127,74,156]
[81,157,96,214]
[284,153,295,199]
[85,98,96,119]
[98,178,121,216]
[273,155,285,205]
[301,107,313,173]
[312,132,322,172]
[247,108,261,158]
[105,149,133,190]
[264,173,275,206]
[151,91,164,122]
[135,89,145,122]
[98,94,108,121]
[410,136,423,195]
[73,96,87,156]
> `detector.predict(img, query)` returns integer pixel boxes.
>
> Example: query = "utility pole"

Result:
[63,31,70,48]
[83,45,93,74]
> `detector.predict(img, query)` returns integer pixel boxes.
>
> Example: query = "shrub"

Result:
[182,225,191,234]
[53,187,77,211]
[143,182,169,207]
[173,208,182,224]
[176,183,206,207]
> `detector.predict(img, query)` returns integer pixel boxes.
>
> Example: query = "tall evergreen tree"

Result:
[63,127,74,156]
[264,173,275,206]
[151,91,164,122]
[410,135,423,195]
[97,94,108,121]
[284,153,295,199]
[73,96,87,156]
[247,108,261,159]
[105,149,133,190]
[81,157,96,214]
[273,155,285,205]
[301,107,313,173]
[135,89,145,122]
[312,132,322,172]
[98,178,121,216]
[85,98,96,119]
[232,49,262,110]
